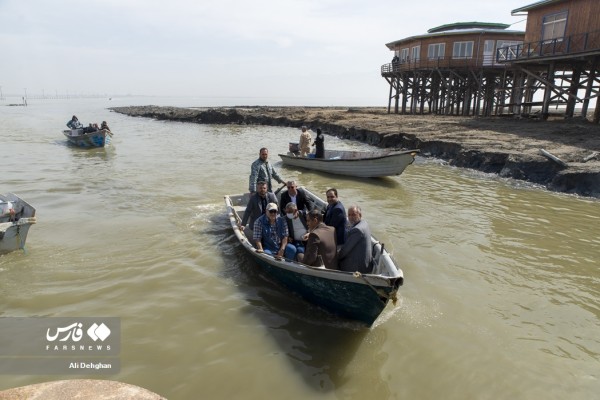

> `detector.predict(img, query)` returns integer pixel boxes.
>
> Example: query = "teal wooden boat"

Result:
[63,128,113,148]
[224,188,404,326]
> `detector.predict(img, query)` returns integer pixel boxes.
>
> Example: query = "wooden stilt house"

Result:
[497,0,600,122]
[382,0,600,123]
[382,22,525,115]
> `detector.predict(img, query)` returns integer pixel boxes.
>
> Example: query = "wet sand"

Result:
[110,106,600,198]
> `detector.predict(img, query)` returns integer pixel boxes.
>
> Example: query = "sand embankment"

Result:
[109,106,600,198]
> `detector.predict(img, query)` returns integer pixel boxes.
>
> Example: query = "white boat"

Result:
[279,147,419,178]
[224,187,404,326]
[0,193,37,254]
[63,128,113,148]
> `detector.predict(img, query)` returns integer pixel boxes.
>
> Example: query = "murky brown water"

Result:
[1,98,599,399]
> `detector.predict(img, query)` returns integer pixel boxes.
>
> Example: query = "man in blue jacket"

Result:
[253,202,295,260]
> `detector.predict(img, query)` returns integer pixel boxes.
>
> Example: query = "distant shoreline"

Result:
[110,105,600,198]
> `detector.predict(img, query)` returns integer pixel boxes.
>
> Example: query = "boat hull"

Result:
[0,194,36,254]
[279,149,418,178]
[225,190,403,326]
[63,129,112,148]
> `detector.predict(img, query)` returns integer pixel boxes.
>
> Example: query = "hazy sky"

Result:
[0,0,530,105]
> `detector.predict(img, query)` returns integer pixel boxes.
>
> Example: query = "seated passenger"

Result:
[66,115,83,129]
[338,205,373,273]
[324,188,347,247]
[239,181,277,236]
[279,180,313,215]
[299,210,338,269]
[100,121,111,132]
[284,202,308,260]
[253,203,295,260]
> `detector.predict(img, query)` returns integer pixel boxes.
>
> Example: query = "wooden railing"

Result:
[381,55,502,74]
[496,29,600,62]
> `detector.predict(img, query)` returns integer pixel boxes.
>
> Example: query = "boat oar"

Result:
[274,182,286,195]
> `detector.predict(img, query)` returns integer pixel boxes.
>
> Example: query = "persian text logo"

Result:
[46,322,111,342]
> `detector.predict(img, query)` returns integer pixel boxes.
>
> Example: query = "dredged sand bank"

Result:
[109,106,600,198]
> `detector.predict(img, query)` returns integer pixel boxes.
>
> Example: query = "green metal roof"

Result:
[428,22,510,33]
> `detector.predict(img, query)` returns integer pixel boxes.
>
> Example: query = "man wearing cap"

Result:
[279,180,313,216]
[253,202,296,260]
[249,147,285,194]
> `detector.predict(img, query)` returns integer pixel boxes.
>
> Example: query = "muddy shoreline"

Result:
[109,106,600,198]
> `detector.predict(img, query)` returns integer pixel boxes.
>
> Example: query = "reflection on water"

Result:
[1,98,599,399]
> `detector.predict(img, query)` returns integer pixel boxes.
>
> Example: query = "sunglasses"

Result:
[268,210,278,213]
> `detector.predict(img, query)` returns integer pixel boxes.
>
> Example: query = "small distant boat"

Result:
[224,187,404,326]
[63,128,113,148]
[279,145,419,178]
[0,193,37,254]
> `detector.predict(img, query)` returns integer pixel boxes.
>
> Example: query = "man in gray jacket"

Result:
[338,205,372,273]
[249,147,285,193]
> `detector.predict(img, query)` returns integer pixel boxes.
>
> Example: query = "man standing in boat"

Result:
[298,126,312,157]
[66,115,83,129]
[337,205,373,273]
[249,147,285,194]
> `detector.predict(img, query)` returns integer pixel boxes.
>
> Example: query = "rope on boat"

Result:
[352,271,398,305]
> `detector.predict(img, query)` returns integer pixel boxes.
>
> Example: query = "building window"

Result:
[411,45,421,61]
[542,11,568,41]
[496,40,523,60]
[427,43,446,60]
[400,48,409,62]
[453,41,473,59]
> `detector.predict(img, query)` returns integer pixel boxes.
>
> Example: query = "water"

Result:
[1,98,599,399]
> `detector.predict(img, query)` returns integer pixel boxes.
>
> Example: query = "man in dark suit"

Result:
[279,180,313,216]
[299,210,338,270]
[338,205,373,273]
[239,181,277,234]
[324,188,347,246]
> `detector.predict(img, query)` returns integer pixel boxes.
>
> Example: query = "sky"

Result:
[0,0,531,105]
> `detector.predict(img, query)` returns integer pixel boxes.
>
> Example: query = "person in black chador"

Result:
[312,128,325,158]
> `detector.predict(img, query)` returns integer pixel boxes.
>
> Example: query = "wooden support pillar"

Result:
[541,62,556,120]
[523,75,536,115]
[581,58,598,119]
[566,64,582,117]
[387,80,393,114]
[401,75,409,114]
[394,76,400,114]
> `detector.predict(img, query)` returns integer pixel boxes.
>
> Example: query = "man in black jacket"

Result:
[324,188,347,246]
[279,181,313,216]
[239,181,277,235]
